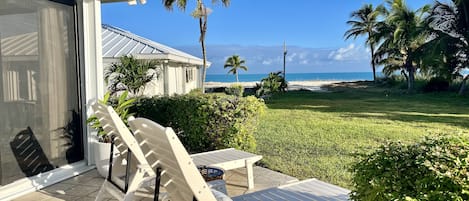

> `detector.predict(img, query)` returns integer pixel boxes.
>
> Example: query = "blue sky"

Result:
[102,0,433,74]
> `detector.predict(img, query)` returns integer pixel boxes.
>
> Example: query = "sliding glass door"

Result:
[0,0,82,185]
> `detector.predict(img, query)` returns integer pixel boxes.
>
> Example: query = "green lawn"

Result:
[253,82,469,188]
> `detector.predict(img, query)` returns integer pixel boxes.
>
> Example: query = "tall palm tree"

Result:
[427,0,469,94]
[224,55,248,82]
[162,0,230,93]
[375,0,430,92]
[345,4,383,82]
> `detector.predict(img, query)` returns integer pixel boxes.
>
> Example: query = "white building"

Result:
[0,0,148,199]
[102,24,207,96]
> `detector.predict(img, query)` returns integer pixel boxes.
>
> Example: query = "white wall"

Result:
[102,59,201,96]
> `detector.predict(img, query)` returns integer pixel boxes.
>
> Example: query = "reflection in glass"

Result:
[0,0,83,185]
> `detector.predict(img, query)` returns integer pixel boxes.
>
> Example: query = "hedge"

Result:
[132,94,265,153]
[351,136,469,201]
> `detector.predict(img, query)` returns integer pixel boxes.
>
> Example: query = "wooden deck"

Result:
[13,167,350,201]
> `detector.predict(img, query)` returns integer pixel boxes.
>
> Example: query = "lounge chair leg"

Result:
[154,167,161,201]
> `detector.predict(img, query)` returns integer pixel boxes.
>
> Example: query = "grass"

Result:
[253,81,469,188]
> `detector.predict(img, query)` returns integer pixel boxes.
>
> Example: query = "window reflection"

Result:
[0,0,82,185]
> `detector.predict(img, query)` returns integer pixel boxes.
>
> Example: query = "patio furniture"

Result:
[192,148,262,189]
[129,117,351,201]
[92,102,350,200]
[231,178,350,201]
[91,102,157,201]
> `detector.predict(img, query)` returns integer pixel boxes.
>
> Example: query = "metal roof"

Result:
[1,32,37,57]
[0,24,206,66]
[102,24,206,66]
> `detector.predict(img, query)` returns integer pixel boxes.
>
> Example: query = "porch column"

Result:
[163,60,169,96]
[78,0,104,165]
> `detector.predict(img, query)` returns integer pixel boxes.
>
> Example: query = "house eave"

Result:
[133,54,211,67]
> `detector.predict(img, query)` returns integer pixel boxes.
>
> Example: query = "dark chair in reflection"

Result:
[10,127,54,177]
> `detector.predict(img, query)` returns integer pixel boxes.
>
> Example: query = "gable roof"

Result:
[102,24,207,66]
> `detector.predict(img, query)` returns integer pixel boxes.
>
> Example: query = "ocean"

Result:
[206,72,375,83]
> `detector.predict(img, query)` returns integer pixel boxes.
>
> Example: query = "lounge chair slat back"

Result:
[91,103,150,168]
[129,117,218,201]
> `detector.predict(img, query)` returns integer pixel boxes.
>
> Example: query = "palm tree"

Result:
[104,55,161,96]
[162,0,230,93]
[426,0,469,94]
[375,0,430,92]
[224,55,248,82]
[344,4,383,82]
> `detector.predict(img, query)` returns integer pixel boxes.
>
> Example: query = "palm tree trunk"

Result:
[406,59,415,92]
[370,45,376,82]
[458,74,469,95]
[199,14,207,93]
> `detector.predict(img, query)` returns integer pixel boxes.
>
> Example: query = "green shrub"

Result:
[189,88,203,95]
[225,84,244,96]
[351,136,469,201]
[256,71,288,97]
[423,77,450,92]
[133,94,265,153]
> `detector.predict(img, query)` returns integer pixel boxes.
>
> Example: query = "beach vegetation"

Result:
[346,0,469,94]
[344,4,382,82]
[254,82,469,188]
[374,0,430,93]
[351,136,469,201]
[425,0,469,95]
[132,93,265,153]
[256,71,288,98]
[225,83,244,97]
[224,55,248,83]
[104,55,161,96]
[162,0,230,93]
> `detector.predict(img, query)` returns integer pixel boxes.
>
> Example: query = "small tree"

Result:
[256,71,287,97]
[104,55,161,96]
[224,55,248,82]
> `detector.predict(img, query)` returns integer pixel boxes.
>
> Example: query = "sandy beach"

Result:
[205,80,343,91]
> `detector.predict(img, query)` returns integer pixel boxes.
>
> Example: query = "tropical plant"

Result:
[351,136,469,201]
[225,83,244,96]
[224,55,248,82]
[374,0,430,92]
[104,55,161,96]
[256,71,288,97]
[163,0,230,93]
[426,0,469,95]
[345,4,383,82]
[133,94,265,152]
[86,91,136,143]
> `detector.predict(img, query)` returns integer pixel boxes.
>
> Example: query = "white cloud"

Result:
[299,59,309,65]
[262,59,273,65]
[328,44,370,61]
[177,44,372,73]
[286,52,297,62]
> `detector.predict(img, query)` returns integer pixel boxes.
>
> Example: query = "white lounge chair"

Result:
[128,117,351,201]
[93,102,350,200]
[92,102,157,201]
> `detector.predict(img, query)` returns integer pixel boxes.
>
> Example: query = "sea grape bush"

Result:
[133,94,265,153]
[225,84,244,97]
[350,136,469,201]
